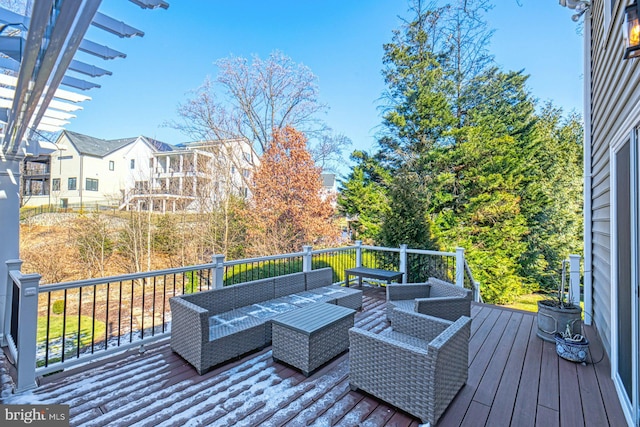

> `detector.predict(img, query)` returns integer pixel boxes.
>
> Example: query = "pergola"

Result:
[0,0,168,350]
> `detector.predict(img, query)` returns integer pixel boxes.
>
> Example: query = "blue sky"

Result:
[69,1,584,171]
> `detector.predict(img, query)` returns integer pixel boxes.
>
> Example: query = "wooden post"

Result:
[455,247,465,288]
[14,271,41,393]
[355,240,362,268]
[212,254,225,289]
[399,244,408,283]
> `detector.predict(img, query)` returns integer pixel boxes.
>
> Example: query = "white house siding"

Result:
[40,135,157,208]
[590,0,640,357]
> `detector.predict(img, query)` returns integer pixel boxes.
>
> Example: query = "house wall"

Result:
[590,1,640,357]
[23,135,157,208]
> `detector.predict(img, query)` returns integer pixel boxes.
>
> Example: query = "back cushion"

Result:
[274,272,306,298]
[306,267,333,290]
[181,286,235,315]
[234,278,275,307]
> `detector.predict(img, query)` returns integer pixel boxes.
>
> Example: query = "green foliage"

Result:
[337,151,391,243]
[379,169,437,250]
[52,300,65,315]
[223,259,305,286]
[184,271,201,294]
[348,1,585,304]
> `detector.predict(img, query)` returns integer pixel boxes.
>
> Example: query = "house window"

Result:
[86,178,99,191]
[231,166,236,174]
[130,159,135,169]
[243,152,252,162]
[243,169,250,178]
[52,178,60,191]
[109,160,115,171]
[68,177,77,191]
[149,158,154,168]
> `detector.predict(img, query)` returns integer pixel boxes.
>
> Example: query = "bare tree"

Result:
[309,131,353,174]
[73,214,114,278]
[172,51,327,155]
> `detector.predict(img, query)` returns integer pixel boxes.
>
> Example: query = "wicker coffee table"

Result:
[271,302,355,376]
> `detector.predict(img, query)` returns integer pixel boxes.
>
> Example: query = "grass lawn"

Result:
[501,292,584,314]
[37,315,106,346]
[500,293,548,313]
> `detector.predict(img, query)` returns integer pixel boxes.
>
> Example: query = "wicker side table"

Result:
[271,302,355,376]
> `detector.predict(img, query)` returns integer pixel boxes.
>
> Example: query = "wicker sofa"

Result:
[349,307,471,425]
[386,277,472,323]
[169,267,362,374]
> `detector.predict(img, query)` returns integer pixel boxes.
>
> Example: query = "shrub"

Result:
[52,300,65,315]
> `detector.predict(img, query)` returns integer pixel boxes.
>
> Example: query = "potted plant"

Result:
[536,260,583,343]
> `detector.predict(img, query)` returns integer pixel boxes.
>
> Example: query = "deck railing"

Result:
[2,242,480,392]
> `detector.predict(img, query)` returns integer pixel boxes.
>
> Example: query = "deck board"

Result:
[1,285,628,426]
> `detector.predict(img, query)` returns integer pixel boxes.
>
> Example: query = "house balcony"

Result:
[0,245,627,425]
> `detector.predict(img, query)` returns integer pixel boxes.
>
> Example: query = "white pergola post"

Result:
[0,155,22,346]
[355,240,362,268]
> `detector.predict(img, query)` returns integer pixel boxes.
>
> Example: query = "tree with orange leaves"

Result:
[246,126,339,255]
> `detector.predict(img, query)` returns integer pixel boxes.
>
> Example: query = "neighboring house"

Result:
[21,130,173,208]
[320,173,338,207]
[124,138,257,212]
[585,1,640,424]
[21,131,257,213]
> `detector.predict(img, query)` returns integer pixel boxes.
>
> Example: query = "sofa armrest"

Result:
[169,296,209,357]
[386,283,431,301]
[390,307,452,342]
[427,316,471,421]
[414,296,471,321]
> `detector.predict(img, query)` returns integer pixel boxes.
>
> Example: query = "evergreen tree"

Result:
[337,151,391,243]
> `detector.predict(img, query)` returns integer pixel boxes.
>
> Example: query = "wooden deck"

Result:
[1,286,627,426]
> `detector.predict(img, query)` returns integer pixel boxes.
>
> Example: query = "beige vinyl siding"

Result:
[590,0,640,355]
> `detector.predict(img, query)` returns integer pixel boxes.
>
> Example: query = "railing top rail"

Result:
[406,248,456,257]
[360,245,400,253]
[223,251,305,266]
[310,246,357,255]
[40,263,216,292]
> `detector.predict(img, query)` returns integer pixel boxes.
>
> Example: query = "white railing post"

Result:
[455,247,465,288]
[399,244,408,283]
[15,271,41,393]
[355,240,362,268]
[302,245,312,272]
[569,254,581,307]
[212,254,225,289]
[1,259,22,346]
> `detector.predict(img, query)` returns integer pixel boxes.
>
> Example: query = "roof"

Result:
[321,173,336,188]
[61,130,173,157]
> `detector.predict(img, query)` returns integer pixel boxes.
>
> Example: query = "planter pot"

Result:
[555,333,589,363]
[536,300,582,343]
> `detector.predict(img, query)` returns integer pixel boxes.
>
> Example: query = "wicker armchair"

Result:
[386,277,472,322]
[349,308,471,425]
